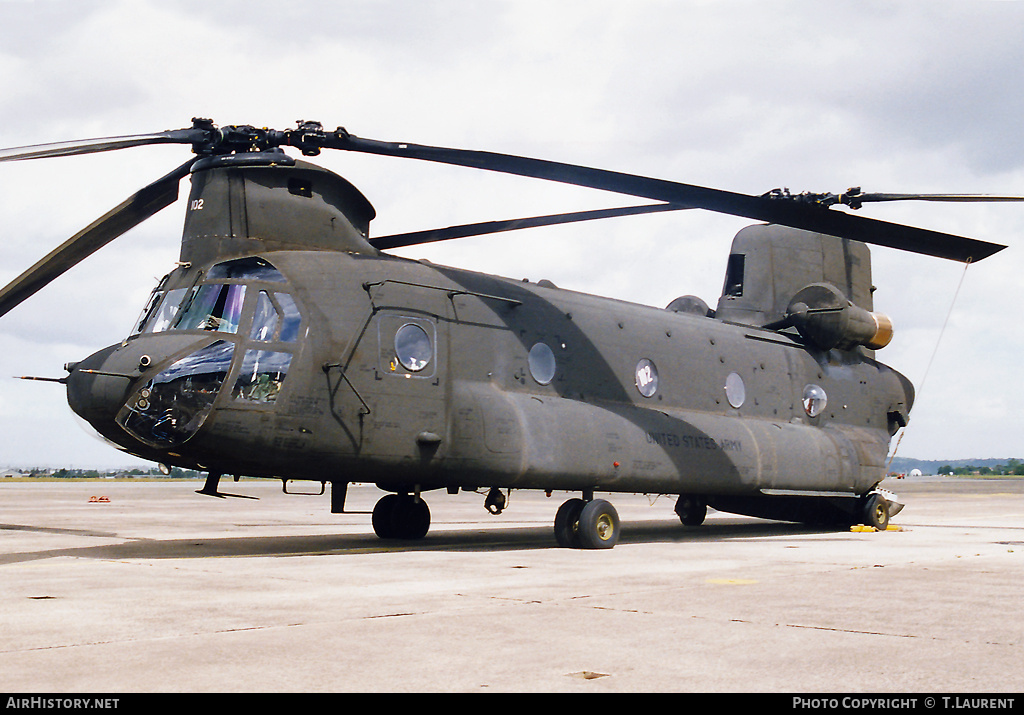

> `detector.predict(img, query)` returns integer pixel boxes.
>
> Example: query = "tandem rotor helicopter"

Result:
[0,118,1015,548]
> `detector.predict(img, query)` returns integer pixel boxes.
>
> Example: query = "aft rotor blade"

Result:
[0,129,205,162]
[371,203,687,250]
[0,159,195,318]
[330,133,1006,263]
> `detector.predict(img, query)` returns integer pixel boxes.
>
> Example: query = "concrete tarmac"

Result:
[1,477,1022,693]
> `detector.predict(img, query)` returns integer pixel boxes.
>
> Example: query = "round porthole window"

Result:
[528,342,556,385]
[725,372,745,408]
[395,323,432,372]
[635,358,659,397]
[803,384,827,417]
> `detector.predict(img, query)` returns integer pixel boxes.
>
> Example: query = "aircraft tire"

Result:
[861,493,890,531]
[372,494,401,539]
[554,498,585,548]
[675,495,707,526]
[576,499,620,549]
[372,493,431,540]
[397,495,431,539]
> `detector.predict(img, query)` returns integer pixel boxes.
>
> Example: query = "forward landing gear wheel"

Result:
[577,499,620,549]
[553,497,621,549]
[372,493,431,540]
[554,498,585,548]
[675,495,706,526]
[861,493,890,531]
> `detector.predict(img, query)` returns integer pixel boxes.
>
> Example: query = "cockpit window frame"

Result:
[130,257,304,340]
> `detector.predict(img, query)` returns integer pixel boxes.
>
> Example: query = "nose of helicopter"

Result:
[65,343,139,438]
[66,335,232,453]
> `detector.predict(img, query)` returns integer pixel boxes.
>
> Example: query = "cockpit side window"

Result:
[249,291,279,341]
[276,293,301,342]
[232,349,294,404]
[249,291,302,343]
[141,288,187,334]
[132,288,164,336]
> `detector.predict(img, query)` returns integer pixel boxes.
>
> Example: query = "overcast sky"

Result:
[1,0,1023,468]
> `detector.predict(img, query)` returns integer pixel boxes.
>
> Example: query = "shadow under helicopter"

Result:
[0,517,842,565]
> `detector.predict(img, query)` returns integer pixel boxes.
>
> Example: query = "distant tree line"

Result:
[11,467,203,479]
[936,459,1024,476]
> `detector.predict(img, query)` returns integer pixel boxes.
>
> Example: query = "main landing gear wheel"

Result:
[675,495,706,526]
[861,493,890,531]
[554,498,585,548]
[553,498,620,549]
[372,493,431,540]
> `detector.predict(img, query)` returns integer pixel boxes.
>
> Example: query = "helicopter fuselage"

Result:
[8,143,924,546]
[3,121,1009,546]
[67,246,911,507]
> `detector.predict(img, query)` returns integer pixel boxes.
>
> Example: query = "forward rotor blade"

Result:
[330,133,1006,263]
[0,159,195,318]
[0,128,207,161]
[0,129,204,162]
[371,203,687,250]
[856,193,1024,204]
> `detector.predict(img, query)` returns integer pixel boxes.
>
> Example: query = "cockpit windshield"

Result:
[119,256,306,447]
[131,257,298,339]
[173,284,247,333]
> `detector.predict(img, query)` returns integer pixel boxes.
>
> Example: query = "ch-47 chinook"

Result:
[0,119,1014,548]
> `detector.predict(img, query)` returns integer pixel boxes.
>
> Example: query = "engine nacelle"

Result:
[786,283,893,351]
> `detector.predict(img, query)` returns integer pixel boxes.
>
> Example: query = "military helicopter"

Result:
[0,118,1013,548]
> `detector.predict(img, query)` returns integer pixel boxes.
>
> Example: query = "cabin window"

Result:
[528,343,556,385]
[634,358,659,397]
[725,372,745,408]
[395,323,433,372]
[803,384,827,417]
